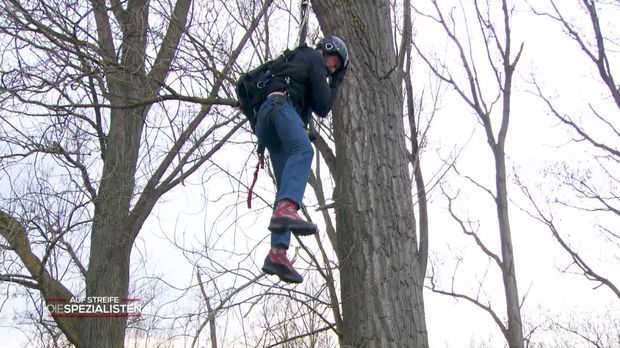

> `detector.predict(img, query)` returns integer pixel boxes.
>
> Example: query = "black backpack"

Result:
[235,47,299,131]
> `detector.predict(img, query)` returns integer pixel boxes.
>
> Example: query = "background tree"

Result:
[0,0,273,346]
[413,0,525,347]
[524,0,620,301]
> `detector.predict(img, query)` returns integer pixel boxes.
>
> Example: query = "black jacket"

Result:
[265,45,339,124]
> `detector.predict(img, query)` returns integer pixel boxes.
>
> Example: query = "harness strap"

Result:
[247,96,286,209]
[247,152,264,209]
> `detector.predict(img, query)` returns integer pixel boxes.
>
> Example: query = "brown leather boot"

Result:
[261,246,303,283]
[268,199,317,236]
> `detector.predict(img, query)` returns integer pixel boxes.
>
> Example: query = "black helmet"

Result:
[317,35,349,69]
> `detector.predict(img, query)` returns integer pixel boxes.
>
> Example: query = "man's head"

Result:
[317,35,349,75]
[325,55,342,75]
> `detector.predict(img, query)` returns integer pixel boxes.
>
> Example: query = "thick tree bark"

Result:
[312,1,428,347]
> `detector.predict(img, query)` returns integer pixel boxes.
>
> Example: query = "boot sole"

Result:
[262,263,303,284]
[268,217,317,236]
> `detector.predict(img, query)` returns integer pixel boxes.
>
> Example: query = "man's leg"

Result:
[267,102,317,236]
[255,97,303,283]
[271,102,314,205]
[268,150,291,249]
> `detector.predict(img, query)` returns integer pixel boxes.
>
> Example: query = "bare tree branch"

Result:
[0,210,80,346]
[427,271,509,340]
[147,0,192,89]
[518,183,620,300]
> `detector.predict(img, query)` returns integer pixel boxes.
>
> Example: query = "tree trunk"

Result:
[312,1,428,347]
[496,3,524,344]
[81,107,144,347]
[82,1,149,345]
[496,39,524,346]
[496,153,524,348]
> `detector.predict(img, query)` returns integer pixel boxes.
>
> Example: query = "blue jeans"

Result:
[255,95,314,248]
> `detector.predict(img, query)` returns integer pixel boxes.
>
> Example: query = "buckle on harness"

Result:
[268,91,287,98]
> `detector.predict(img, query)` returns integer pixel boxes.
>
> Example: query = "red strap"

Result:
[247,154,265,209]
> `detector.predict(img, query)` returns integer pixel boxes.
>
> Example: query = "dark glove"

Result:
[329,65,348,88]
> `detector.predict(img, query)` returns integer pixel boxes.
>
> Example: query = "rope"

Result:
[298,0,310,45]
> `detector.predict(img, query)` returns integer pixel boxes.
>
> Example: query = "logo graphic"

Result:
[46,297,142,317]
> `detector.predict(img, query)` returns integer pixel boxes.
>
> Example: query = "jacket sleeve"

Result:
[308,51,339,118]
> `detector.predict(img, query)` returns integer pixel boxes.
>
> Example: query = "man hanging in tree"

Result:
[257,36,349,283]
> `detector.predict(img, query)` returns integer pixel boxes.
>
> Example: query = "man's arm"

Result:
[308,52,339,118]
